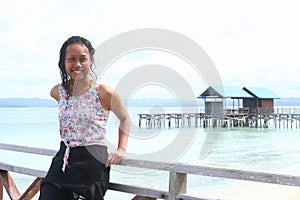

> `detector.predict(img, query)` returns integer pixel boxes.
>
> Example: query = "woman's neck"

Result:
[68,78,91,96]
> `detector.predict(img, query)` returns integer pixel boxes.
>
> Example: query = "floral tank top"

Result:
[58,82,109,172]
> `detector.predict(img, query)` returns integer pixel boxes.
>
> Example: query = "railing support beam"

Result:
[0,178,3,200]
[132,196,157,200]
[19,178,43,200]
[0,170,20,200]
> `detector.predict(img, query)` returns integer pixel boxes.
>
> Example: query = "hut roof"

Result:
[198,86,252,98]
[242,87,280,99]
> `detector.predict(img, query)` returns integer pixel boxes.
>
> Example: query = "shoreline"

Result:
[186,176,300,200]
[205,182,300,200]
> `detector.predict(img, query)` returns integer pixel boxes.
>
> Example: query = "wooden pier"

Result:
[138,108,300,129]
[0,143,300,200]
[2,143,300,200]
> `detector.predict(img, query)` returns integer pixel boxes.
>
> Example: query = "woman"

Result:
[39,36,130,200]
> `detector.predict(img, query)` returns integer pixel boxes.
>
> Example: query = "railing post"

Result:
[168,172,187,200]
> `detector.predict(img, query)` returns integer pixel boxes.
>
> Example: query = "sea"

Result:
[1,106,300,199]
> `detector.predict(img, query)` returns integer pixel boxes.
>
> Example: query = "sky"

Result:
[1,0,300,99]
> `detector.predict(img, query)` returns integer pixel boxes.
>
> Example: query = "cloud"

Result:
[1,0,300,98]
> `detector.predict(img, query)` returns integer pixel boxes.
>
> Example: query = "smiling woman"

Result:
[38,36,130,200]
[56,36,97,97]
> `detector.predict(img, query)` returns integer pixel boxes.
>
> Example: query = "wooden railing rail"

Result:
[1,143,300,200]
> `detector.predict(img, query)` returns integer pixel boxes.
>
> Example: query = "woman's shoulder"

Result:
[98,83,114,95]
[97,83,114,110]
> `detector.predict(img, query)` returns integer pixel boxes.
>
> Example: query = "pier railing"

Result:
[1,142,300,200]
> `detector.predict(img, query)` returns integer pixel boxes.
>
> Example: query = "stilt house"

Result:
[198,86,252,115]
[242,87,280,113]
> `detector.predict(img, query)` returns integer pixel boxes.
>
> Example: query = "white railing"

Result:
[1,143,300,200]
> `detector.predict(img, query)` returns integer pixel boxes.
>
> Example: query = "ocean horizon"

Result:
[0,97,300,107]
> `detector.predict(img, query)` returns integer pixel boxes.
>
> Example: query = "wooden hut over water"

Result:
[198,86,253,115]
[198,86,280,115]
[242,87,280,113]
[138,86,296,129]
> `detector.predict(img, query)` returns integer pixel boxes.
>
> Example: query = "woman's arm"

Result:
[50,84,59,102]
[98,84,130,167]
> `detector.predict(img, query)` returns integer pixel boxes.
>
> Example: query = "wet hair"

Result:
[58,36,97,94]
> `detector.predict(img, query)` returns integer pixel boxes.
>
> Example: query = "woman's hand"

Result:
[105,148,126,167]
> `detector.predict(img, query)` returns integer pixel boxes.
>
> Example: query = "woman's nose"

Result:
[75,61,83,67]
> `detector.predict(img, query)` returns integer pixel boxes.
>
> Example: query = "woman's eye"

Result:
[67,58,75,62]
[81,58,88,63]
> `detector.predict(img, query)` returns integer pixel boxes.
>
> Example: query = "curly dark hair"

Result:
[58,36,97,94]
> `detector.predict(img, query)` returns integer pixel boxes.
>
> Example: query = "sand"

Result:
[199,182,300,200]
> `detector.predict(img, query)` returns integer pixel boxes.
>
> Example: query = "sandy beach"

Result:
[199,182,300,200]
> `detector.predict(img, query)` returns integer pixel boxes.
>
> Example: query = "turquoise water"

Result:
[1,107,300,199]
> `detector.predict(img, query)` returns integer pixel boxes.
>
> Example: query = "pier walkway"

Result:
[1,142,300,199]
[138,108,300,129]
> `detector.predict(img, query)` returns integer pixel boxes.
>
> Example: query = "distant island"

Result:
[0,97,299,107]
[0,98,57,107]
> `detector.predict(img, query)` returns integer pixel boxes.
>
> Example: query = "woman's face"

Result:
[65,43,92,81]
